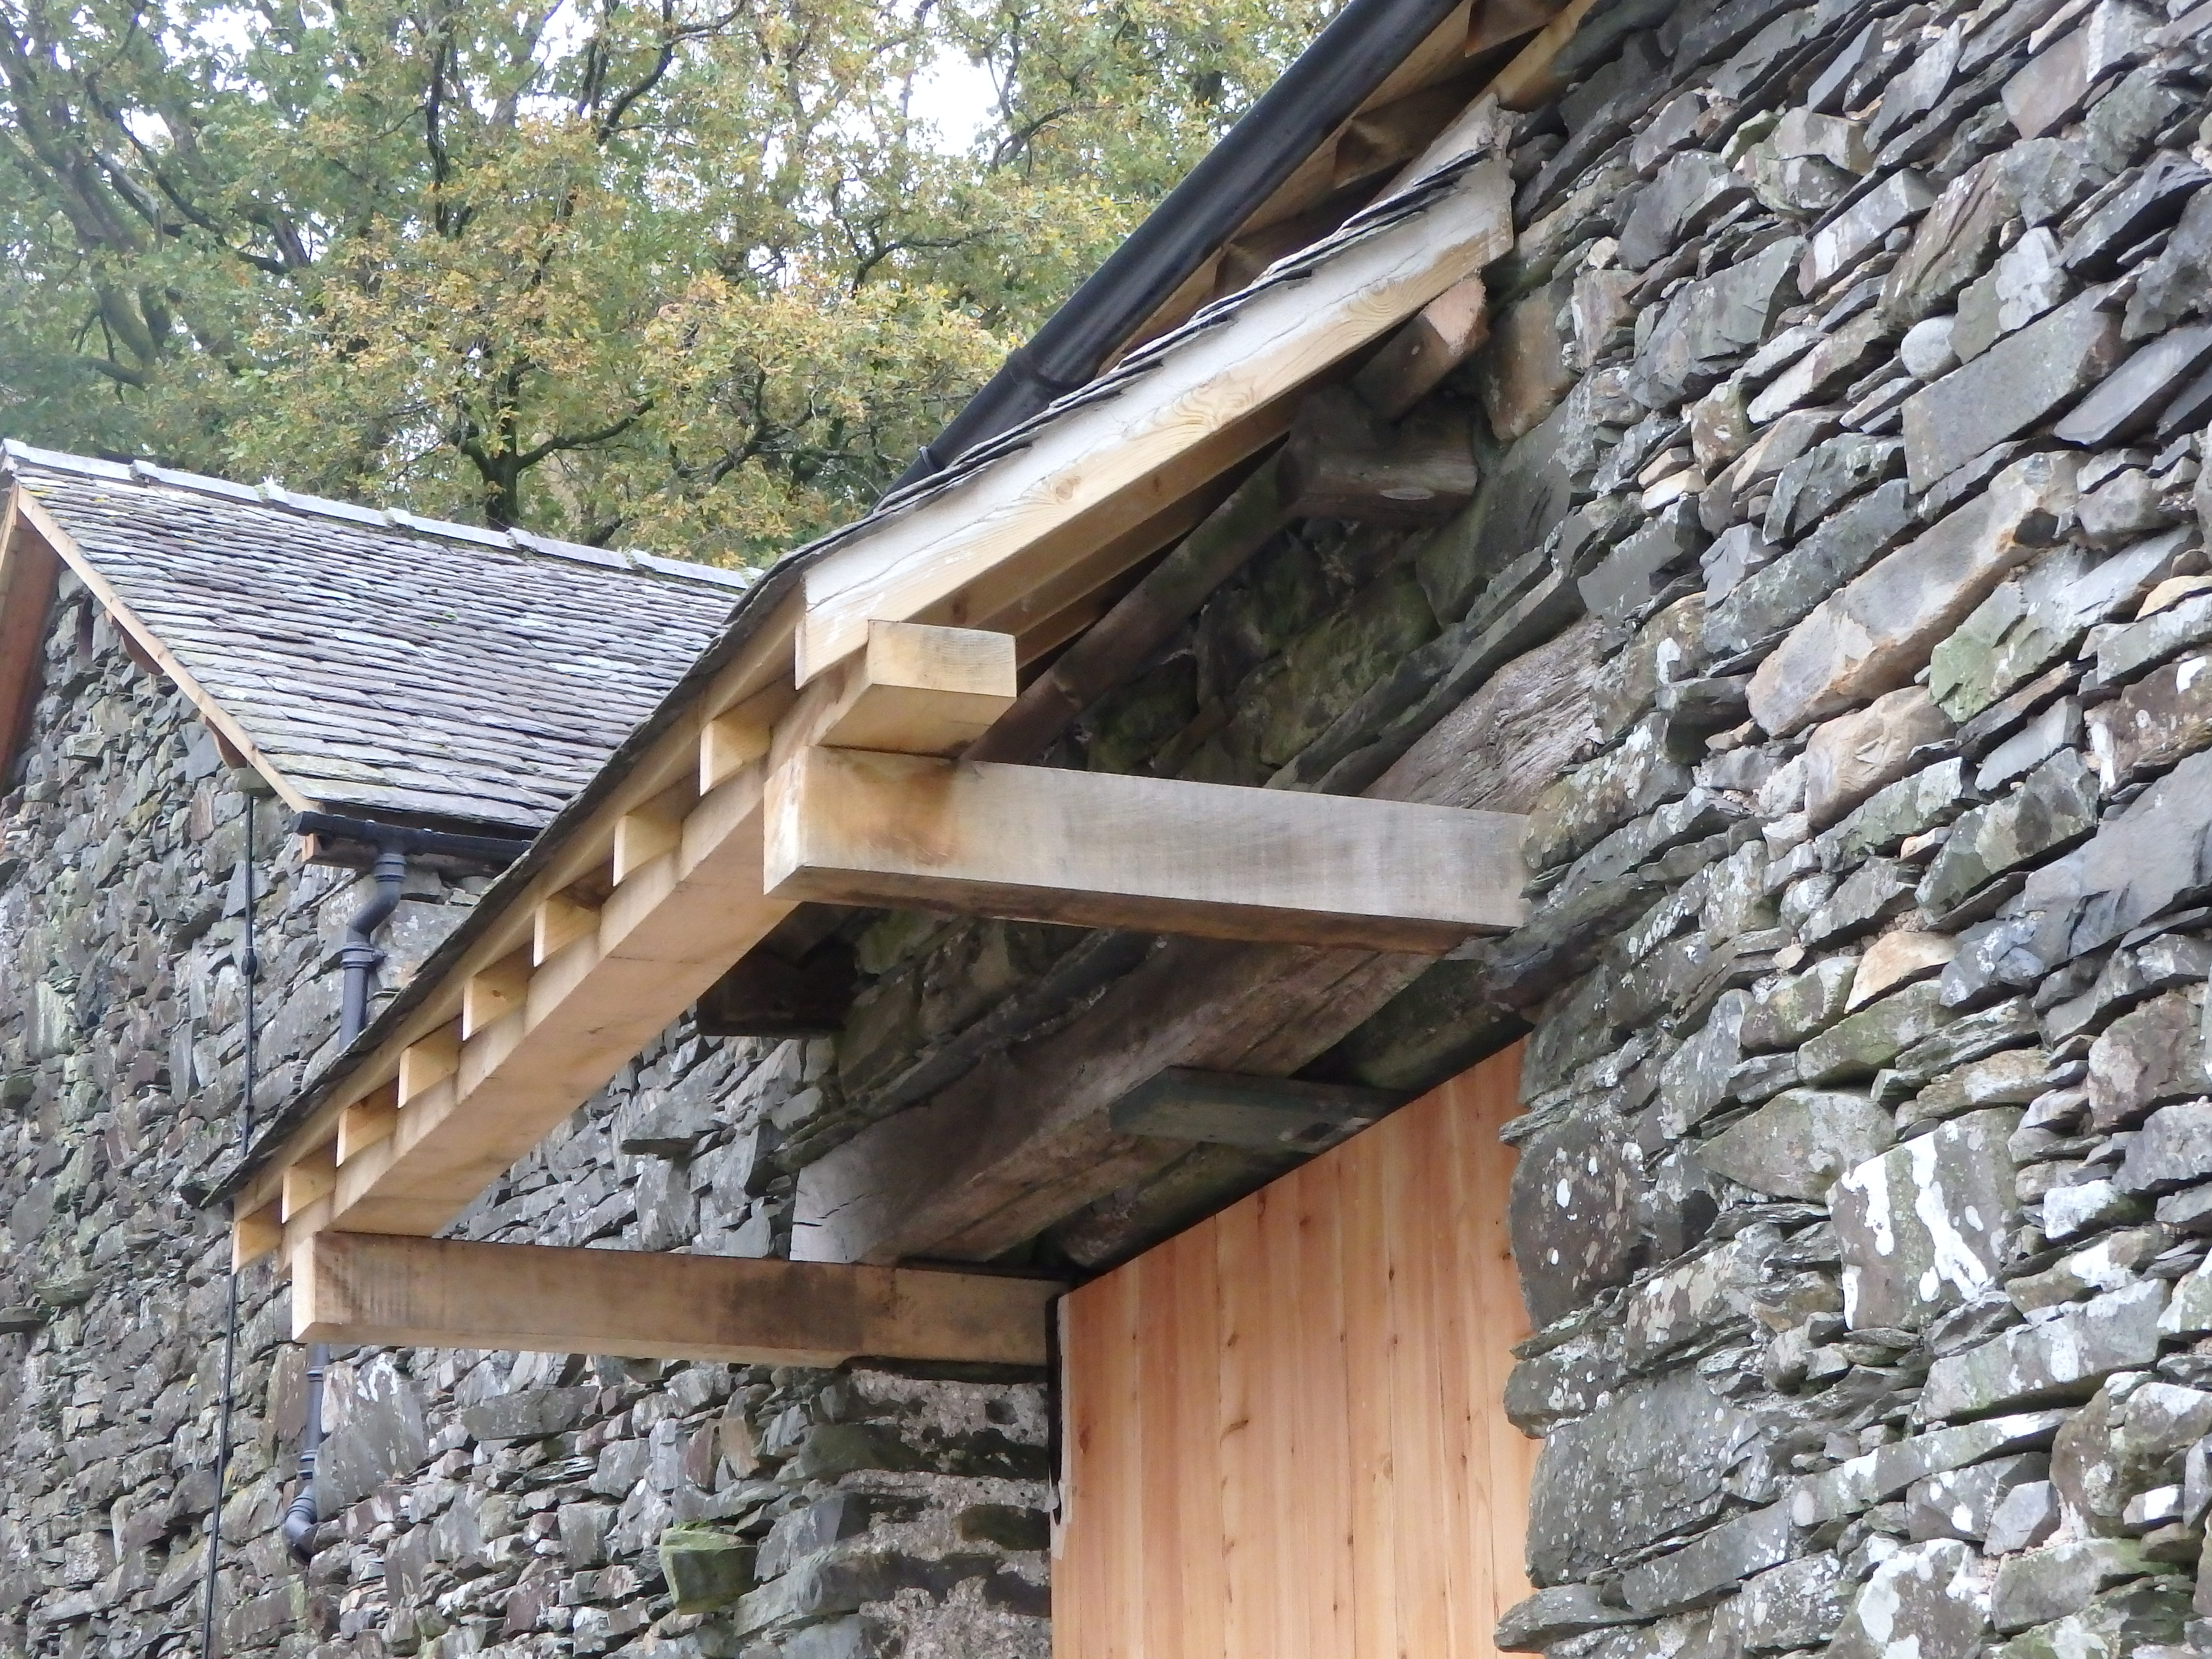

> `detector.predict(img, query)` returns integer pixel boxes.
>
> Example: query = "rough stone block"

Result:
[1834,1108,2019,1330]
[1619,1503,1796,1615]
[1526,1370,1761,1585]
[2118,1101,2212,1195]
[1800,979,1953,1085]
[1750,452,2080,737]
[1697,1089,1893,1201]
[1735,1552,1849,1650]
[1907,1452,2049,1543]
[1917,750,2100,917]
[1510,1099,1647,1327]
[2056,322,2212,446]
[1793,1411,2072,1525]
[1800,171,1936,294]
[1922,1280,2170,1419]
[1993,1539,2153,1633]
[1803,686,1955,829]
[1634,238,1805,409]
[1902,292,2125,491]
[1828,1539,1989,1659]
[660,1527,757,1614]
[1705,480,1915,658]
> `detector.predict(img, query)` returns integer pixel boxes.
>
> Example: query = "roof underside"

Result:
[8,451,749,835]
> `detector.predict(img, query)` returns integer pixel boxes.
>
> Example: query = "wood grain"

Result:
[1054,1045,1534,1659]
[795,160,1514,686]
[765,745,1529,951]
[293,1231,1062,1367]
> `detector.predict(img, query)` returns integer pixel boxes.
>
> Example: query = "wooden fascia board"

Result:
[0,485,59,786]
[293,1230,1062,1368]
[231,594,803,1226]
[793,155,1515,688]
[12,493,317,814]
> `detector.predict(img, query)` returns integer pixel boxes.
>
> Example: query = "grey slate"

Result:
[5,445,746,833]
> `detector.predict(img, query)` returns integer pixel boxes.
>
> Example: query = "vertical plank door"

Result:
[1055,1044,1536,1659]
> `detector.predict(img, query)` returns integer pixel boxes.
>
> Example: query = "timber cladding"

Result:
[1056,1045,1533,1658]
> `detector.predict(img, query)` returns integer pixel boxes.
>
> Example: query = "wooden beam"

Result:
[532,892,599,965]
[613,791,686,884]
[1352,276,1490,419]
[1110,1067,1403,1154]
[397,1024,462,1105]
[292,1231,1062,1368]
[765,746,1528,952]
[793,158,1515,686]
[700,688,781,793]
[336,1083,400,1164]
[1279,386,1479,524]
[792,617,1603,1267]
[969,455,1293,765]
[280,1145,337,1222]
[462,950,533,1038]
[232,1203,282,1270]
[818,621,1016,757]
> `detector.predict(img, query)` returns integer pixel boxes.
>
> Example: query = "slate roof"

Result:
[3,443,750,835]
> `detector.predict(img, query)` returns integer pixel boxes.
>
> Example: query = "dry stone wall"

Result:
[1486,0,2212,1656]
[0,580,1050,1659]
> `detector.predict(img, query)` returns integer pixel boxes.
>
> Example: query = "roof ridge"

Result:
[1,438,753,593]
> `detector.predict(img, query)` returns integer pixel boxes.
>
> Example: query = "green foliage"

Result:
[0,0,1326,563]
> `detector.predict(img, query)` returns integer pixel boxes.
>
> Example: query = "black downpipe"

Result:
[282,812,528,1564]
[893,0,1468,489]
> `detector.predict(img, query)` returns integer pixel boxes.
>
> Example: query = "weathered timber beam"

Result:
[792,616,1603,1267]
[793,157,1514,686]
[764,745,1528,952]
[293,1231,1062,1368]
[1279,385,1479,524]
[966,455,1294,765]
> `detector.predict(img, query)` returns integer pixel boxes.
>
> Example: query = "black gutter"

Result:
[892,0,1469,488]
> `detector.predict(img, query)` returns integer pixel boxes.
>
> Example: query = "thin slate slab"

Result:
[9,450,744,833]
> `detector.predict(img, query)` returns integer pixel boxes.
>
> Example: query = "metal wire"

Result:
[198,797,259,1659]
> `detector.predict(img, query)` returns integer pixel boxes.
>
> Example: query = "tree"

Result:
[0,0,1327,563]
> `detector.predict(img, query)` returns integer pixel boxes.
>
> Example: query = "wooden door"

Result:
[1055,1045,1535,1659]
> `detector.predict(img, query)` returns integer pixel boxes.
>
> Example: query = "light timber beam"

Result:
[293,1231,1062,1368]
[818,620,1016,757]
[765,746,1528,952]
[793,156,1514,686]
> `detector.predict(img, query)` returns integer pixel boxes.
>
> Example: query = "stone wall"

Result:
[0,577,1050,1659]
[1484,0,2212,1656]
[13,0,2212,1656]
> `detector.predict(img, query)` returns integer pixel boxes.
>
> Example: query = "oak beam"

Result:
[818,621,1016,757]
[293,1231,1061,1368]
[765,746,1528,952]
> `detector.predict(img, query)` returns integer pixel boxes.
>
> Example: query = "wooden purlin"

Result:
[293,1231,1063,1368]
[230,152,1521,1270]
[764,745,1529,952]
